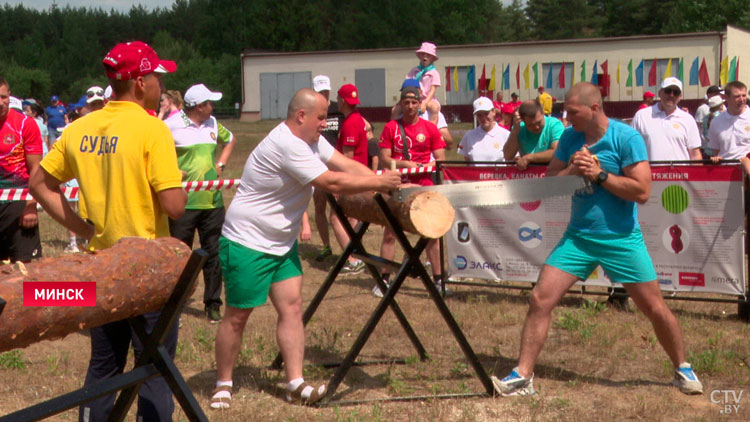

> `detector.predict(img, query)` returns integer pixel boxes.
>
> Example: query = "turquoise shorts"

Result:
[219,236,302,309]
[545,229,657,283]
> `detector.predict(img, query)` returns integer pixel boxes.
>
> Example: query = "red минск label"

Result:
[23,282,96,306]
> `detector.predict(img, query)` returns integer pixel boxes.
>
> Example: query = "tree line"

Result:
[0,0,747,110]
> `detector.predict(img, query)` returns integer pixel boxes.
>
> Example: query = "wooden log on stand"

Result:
[0,237,191,353]
[337,189,454,238]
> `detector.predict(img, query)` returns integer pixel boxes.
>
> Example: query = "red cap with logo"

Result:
[337,84,361,106]
[102,41,177,81]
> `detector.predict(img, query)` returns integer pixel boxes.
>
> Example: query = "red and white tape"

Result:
[1,168,433,200]
[376,166,435,175]
[0,180,241,201]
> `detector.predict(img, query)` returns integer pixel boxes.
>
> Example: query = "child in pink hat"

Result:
[405,42,441,125]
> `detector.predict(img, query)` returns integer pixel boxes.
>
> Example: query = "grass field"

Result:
[1,119,749,421]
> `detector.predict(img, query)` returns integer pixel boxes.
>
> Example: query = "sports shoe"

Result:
[372,282,390,298]
[63,244,79,253]
[206,305,222,324]
[434,280,453,297]
[492,367,535,396]
[341,260,365,275]
[673,363,703,394]
[315,245,332,262]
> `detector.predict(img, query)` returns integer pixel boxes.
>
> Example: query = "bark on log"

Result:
[337,190,455,238]
[0,237,191,353]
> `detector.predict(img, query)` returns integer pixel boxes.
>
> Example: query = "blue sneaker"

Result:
[673,363,703,394]
[492,367,535,396]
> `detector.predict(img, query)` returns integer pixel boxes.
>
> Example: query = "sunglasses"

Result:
[663,87,681,96]
[86,89,104,98]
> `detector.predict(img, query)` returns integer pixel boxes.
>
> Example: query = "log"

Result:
[0,237,191,353]
[337,190,455,238]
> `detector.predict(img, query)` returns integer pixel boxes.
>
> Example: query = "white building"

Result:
[240,25,750,121]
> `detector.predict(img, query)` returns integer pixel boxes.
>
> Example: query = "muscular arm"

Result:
[157,188,187,220]
[426,148,446,167]
[29,167,94,240]
[519,141,558,165]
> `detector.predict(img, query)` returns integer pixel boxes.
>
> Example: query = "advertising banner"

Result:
[443,164,746,295]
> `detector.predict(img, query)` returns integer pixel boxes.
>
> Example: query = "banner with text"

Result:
[443,164,746,295]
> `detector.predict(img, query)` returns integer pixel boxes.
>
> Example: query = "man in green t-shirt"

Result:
[503,100,564,170]
[165,83,236,323]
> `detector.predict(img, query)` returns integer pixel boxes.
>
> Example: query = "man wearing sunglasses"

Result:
[632,77,702,162]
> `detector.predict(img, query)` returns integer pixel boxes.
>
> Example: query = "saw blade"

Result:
[394,175,592,208]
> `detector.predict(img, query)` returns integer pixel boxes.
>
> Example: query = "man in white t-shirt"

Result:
[632,77,702,161]
[211,88,401,408]
[694,85,724,136]
[458,97,510,162]
[708,81,750,160]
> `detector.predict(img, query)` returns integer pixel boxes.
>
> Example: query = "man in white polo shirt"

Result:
[708,80,750,160]
[165,83,236,323]
[458,97,510,162]
[632,77,702,161]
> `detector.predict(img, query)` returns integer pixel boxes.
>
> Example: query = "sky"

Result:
[1,0,176,12]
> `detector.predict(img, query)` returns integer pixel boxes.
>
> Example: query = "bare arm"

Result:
[157,187,187,220]
[516,141,559,170]
[503,112,522,160]
[215,139,236,177]
[426,148,446,167]
[571,149,651,204]
[342,146,355,159]
[313,150,401,194]
[20,154,42,228]
[688,147,703,162]
[29,167,94,240]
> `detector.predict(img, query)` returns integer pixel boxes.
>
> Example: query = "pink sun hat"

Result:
[415,42,438,60]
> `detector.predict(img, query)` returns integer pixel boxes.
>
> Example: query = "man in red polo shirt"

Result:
[376,84,447,297]
[0,75,43,263]
[329,83,369,274]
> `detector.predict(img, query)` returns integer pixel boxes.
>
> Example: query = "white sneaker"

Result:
[63,244,79,253]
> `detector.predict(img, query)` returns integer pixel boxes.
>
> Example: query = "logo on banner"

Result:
[454,256,468,270]
[519,200,542,212]
[662,224,689,254]
[456,222,470,243]
[518,222,542,248]
[679,272,705,287]
[661,185,689,214]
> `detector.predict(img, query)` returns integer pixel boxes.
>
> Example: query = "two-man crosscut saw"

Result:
[393,175,592,208]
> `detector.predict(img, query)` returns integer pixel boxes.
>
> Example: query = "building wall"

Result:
[241,27,749,121]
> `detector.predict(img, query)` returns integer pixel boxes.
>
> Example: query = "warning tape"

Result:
[1,167,436,201]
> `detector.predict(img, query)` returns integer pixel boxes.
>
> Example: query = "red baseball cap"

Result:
[102,41,176,81]
[337,84,360,106]
[643,91,656,99]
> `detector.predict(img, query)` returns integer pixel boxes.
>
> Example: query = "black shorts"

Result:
[0,201,42,263]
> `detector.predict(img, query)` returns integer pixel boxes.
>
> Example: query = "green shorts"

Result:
[545,229,657,283]
[219,236,302,309]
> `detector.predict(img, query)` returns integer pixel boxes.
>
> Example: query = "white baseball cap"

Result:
[473,97,494,114]
[660,77,683,92]
[313,75,331,93]
[9,96,22,111]
[184,83,222,107]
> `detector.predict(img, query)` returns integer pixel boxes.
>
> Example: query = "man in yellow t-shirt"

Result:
[30,41,186,422]
[537,86,553,116]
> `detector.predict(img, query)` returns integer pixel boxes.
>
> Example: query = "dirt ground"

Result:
[2,120,749,421]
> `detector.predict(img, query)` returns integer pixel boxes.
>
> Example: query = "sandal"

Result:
[210,385,232,409]
[285,381,327,405]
